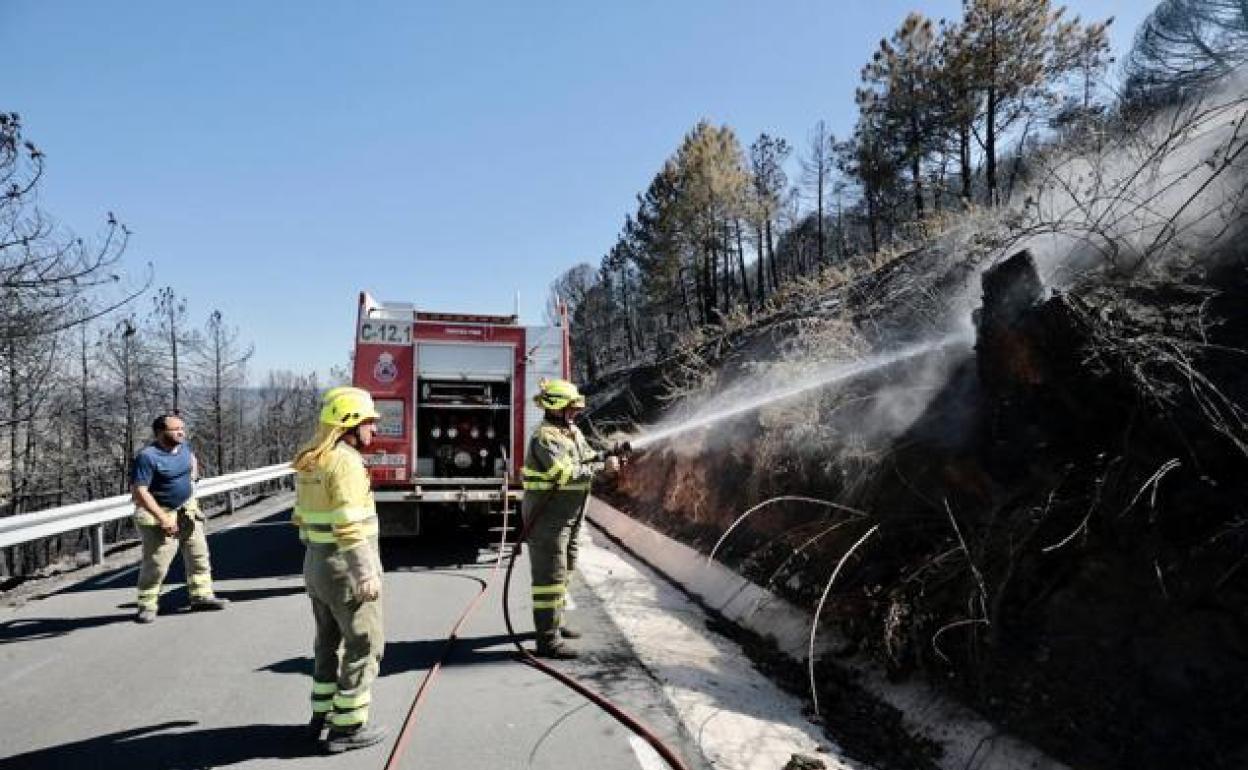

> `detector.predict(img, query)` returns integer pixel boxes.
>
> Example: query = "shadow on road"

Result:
[0,613,133,643]
[380,531,505,571]
[260,631,532,678]
[59,511,306,596]
[214,585,307,603]
[43,515,508,599]
[110,584,306,613]
[0,721,320,770]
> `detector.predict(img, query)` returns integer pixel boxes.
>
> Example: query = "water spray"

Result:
[626,331,972,451]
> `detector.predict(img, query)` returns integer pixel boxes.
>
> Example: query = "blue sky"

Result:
[1,1,1147,378]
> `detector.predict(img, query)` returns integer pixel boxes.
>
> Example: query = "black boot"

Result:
[307,714,327,741]
[322,723,387,754]
[189,595,230,611]
[534,640,579,659]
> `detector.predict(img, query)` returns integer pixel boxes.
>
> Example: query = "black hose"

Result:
[500,496,693,770]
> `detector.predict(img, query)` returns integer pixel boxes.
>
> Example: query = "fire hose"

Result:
[383,442,690,770]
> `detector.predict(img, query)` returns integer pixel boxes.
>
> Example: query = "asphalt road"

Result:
[0,499,706,770]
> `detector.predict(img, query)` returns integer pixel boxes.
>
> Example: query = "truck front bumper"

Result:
[374,487,523,504]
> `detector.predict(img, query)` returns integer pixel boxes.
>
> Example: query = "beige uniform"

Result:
[521,418,600,646]
[294,442,384,730]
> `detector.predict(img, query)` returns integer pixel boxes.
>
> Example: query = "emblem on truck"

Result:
[374,352,398,383]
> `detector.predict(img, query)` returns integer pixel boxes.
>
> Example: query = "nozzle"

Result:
[601,441,635,462]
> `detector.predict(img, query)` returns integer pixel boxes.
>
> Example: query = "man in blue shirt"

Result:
[132,413,229,623]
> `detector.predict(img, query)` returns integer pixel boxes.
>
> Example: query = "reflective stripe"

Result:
[524,455,590,490]
[311,684,336,713]
[551,458,574,485]
[532,584,565,596]
[333,692,371,709]
[300,519,378,544]
[188,573,211,586]
[522,481,590,491]
[329,706,369,727]
[295,506,375,525]
[532,598,564,609]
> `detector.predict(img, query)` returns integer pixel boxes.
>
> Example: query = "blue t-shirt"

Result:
[131,443,195,510]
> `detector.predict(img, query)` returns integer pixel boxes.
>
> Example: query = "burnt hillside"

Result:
[584,241,1248,769]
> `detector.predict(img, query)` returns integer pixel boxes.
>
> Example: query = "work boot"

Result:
[558,625,582,639]
[135,607,157,624]
[189,596,230,611]
[307,714,327,741]
[534,640,579,660]
[322,723,388,754]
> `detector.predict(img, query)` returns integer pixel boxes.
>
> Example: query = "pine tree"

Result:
[859,13,942,218]
[748,133,791,304]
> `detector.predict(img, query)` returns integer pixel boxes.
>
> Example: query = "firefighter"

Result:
[131,413,229,623]
[521,378,619,659]
[291,387,387,753]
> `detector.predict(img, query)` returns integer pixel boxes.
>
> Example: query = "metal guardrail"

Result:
[0,463,295,563]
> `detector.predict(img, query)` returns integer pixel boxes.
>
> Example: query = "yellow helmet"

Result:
[320,387,381,428]
[320,386,357,405]
[534,378,585,411]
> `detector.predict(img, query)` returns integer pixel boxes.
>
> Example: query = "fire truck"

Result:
[351,291,570,537]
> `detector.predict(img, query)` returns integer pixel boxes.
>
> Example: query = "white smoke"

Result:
[627,72,1248,457]
[1004,70,1248,289]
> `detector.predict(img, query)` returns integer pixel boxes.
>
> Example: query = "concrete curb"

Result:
[588,497,1071,770]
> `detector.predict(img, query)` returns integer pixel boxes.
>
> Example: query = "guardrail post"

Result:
[226,491,237,516]
[89,525,105,565]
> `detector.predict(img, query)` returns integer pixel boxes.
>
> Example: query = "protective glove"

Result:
[604,455,621,474]
[343,545,382,601]
[356,575,382,602]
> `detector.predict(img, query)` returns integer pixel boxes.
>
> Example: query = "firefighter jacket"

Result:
[293,442,379,551]
[522,418,601,495]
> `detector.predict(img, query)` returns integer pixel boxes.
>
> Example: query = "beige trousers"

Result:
[303,540,385,728]
[134,501,215,611]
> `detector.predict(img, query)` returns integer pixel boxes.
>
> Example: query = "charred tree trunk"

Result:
[766,219,778,289]
[960,123,973,201]
[79,327,93,501]
[734,219,750,313]
[986,85,998,206]
[755,223,767,307]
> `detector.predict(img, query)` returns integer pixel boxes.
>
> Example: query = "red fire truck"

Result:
[351,291,571,536]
